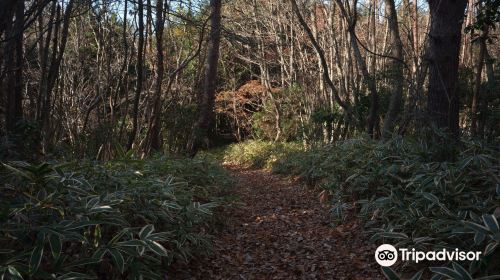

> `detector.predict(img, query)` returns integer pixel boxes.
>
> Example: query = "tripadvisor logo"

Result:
[374,244,482,267]
[375,244,398,267]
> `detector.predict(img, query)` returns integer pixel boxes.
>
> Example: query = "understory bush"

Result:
[0,155,231,279]
[224,138,500,279]
[221,140,303,169]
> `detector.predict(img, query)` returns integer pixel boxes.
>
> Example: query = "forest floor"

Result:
[170,166,383,279]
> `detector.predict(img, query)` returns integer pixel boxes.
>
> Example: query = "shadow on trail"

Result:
[171,166,383,280]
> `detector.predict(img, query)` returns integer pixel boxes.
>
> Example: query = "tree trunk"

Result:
[334,0,378,137]
[412,0,419,71]
[41,0,73,151]
[427,0,467,139]
[478,44,494,136]
[0,0,16,37]
[127,0,145,150]
[148,0,166,153]
[186,0,222,157]
[5,0,24,135]
[470,25,488,136]
[291,0,350,114]
[381,0,404,139]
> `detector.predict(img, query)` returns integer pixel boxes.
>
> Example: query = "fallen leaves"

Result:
[169,167,383,279]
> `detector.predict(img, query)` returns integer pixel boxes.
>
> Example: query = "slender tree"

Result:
[470,24,488,135]
[148,0,166,152]
[128,0,145,150]
[334,0,378,137]
[5,0,24,134]
[381,0,404,138]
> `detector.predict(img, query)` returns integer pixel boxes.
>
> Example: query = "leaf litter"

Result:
[170,166,383,279]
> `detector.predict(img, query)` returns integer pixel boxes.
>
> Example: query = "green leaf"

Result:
[7,266,23,280]
[91,248,107,261]
[422,192,440,204]
[382,267,401,280]
[474,231,486,245]
[109,248,125,274]
[116,240,145,247]
[147,232,171,242]
[413,236,434,244]
[139,225,154,240]
[56,272,97,280]
[452,262,472,280]
[464,221,491,234]
[484,241,499,256]
[483,215,499,232]
[409,270,423,280]
[109,229,127,244]
[0,249,15,254]
[49,234,62,260]
[470,211,482,223]
[64,220,101,231]
[88,205,113,214]
[63,258,99,268]
[138,269,164,280]
[377,232,409,239]
[146,240,168,257]
[430,267,463,279]
[2,163,32,180]
[29,245,43,274]
[475,276,500,280]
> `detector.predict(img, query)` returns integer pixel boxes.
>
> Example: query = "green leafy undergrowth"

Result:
[0,155,232,279]
[221,140,303,169]
[224,138,500,278]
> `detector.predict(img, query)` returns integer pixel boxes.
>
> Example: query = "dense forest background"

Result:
[0,0,499,279]
[1,0,498,159]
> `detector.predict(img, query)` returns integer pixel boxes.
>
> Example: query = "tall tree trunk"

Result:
[412,0,419,71]
[148,0,166,152]
[427,0,467,139]
[478,47,494,136]
[367,0,377,74]
[36,0,56,122]
[127,0,145,150]
[40,0,73,151]
[381,0,404,139]
[186,0,222,156]
[470,25,488,136]
[5,0,24,135]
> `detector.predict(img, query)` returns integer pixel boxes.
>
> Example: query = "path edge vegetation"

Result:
[0,151,235,279]
[220,137,500,279]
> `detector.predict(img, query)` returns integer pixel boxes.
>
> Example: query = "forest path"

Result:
[171,166,382,279]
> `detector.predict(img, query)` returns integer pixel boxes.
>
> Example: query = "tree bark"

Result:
[5,0,24,134]
[470,25,488,136]
[128,0,145,150]
[334,0,378,136]
[186,0,222,156]
[148,0,166,153]
[381,0,404,139]
[427,0,467,139]
[40,0,73,151]
[291,0,350,113]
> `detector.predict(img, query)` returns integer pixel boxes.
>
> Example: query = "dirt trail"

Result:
[171,167,383,279]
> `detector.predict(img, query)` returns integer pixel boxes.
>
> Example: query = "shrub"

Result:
[0,156,231,279]
[221,140,302,169]
[224,138,500,278]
